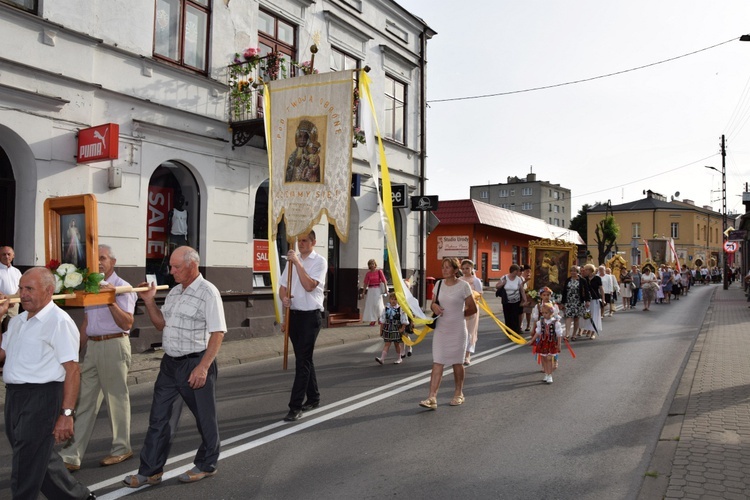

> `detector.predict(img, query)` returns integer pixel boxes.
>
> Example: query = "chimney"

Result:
[526,173,536,182]
[682,199,694,206]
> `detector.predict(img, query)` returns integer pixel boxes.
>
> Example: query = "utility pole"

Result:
[721,135,728,290]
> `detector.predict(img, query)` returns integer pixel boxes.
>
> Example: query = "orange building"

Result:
[427,200,584,285]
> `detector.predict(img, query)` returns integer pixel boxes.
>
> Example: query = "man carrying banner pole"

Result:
[278,231,327,422]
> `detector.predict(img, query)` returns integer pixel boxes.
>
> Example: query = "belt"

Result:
[166,350,205,361]
[290,309,322,315]
[368,285,381,288]
[89,333,128,342]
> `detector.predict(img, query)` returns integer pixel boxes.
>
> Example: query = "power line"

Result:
[569,154,719,204]
[428,37,740,104]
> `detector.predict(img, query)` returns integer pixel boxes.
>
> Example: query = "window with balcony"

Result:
[522,187,532,196]
[671,222,679,239]
[154,0,210,72]
[384,75,406,144]
[331,47,360,125]
[258,9,296,78]
[632,223,640,238]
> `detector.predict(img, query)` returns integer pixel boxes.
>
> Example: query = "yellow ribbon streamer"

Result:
[359,71,527,348]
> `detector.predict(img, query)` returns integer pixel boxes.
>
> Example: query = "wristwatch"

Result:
[61,408,76,417]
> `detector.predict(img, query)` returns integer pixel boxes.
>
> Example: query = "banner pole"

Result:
[282,265,293,370]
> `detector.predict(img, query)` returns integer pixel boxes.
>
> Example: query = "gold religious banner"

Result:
[265,70,355,242]
[528,239,578,296]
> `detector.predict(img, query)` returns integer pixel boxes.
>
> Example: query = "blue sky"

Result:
[397,0,750,219]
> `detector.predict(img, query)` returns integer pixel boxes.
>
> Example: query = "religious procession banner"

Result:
[264,70,355,243]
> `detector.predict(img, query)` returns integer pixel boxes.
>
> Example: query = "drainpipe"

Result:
[418,27,428,307]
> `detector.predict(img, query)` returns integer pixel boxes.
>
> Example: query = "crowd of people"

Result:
[0,243,232,498]
[0,237,743,498]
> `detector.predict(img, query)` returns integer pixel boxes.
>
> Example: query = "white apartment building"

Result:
[469,172,572,228]
[0,0,434,347]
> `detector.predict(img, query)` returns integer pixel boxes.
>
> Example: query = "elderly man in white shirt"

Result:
[0,246,22,332]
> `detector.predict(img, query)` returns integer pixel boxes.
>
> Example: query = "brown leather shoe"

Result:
[64,461,80,472]
[100,451,133,466]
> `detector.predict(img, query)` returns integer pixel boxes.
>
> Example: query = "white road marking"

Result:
[95,341,525,498]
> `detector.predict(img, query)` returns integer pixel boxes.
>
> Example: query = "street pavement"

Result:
[123,282,750,498]
[2,284,747,498]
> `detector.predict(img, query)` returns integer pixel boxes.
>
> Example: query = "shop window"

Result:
[146,161,200,285]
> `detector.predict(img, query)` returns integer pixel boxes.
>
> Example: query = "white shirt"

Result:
[280,250,327,311]
[502,275,523,303]
[0,262,21,295]
[599,273,618,294]
[161,274,227,357]
[1,301,79,384]
[171,208,188,236]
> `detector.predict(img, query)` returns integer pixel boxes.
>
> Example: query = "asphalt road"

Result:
[0,286,713,499]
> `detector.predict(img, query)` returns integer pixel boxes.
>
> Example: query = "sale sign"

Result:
[254,240,270,272]
[146,186,173,258]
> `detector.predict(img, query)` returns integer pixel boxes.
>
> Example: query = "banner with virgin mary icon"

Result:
[264,70,355,243]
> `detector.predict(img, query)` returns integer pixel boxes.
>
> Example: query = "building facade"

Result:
[586,190,724,269]
[0,0,434,349]
[427,199,583,285]
[469,172,572,228]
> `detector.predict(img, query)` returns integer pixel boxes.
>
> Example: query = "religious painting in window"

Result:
[44,194,98,272]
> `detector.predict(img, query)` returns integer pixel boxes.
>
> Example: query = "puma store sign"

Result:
[77,123,119,163]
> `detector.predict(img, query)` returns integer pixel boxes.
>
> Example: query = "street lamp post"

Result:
[706,157,728,290]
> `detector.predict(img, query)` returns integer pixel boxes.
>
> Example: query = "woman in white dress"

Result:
[460,259,483,366]
[362,259,387,326]
[580,264,603,339]
[419,258,477,410]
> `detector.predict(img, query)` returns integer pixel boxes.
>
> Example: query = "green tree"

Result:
[594,215,619,265]
[569,204,591,244]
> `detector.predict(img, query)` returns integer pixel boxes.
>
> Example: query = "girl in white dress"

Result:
[419,258,477,410]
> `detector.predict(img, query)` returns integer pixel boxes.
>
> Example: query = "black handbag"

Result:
[428,280,442,328]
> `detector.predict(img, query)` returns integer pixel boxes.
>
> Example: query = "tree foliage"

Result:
[569,204,591,244]
[594,215,620,265]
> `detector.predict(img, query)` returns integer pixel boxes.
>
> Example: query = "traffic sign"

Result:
[723,240,739,253]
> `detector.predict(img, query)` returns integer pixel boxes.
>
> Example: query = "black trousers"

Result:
[5,382,90,500]
[288,310,322,411]
[502,301,523,335]
[138,353,220,476]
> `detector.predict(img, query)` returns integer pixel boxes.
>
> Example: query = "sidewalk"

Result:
[639,285,750,499]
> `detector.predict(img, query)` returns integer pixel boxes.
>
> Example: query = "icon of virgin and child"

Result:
[285,118,323,183]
